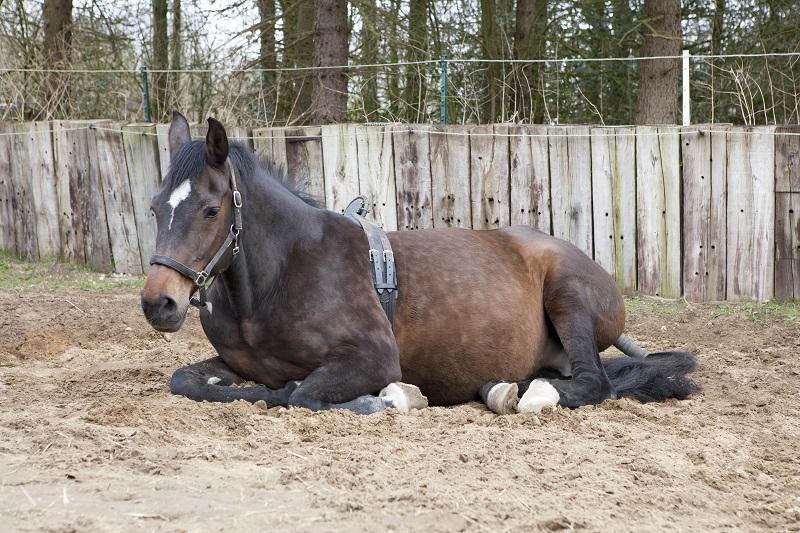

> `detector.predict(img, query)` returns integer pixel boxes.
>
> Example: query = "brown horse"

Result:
[141,112,699,415]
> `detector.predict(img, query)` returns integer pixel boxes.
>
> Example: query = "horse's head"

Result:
[141,111,241,332]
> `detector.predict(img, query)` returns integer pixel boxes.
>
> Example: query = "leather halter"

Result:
[344,196,398,326]
[149,162,243,312]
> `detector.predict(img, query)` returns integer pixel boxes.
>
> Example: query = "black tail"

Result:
[603,351,701,402]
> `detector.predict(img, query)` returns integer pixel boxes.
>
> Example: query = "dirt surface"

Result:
[1,263,800,532]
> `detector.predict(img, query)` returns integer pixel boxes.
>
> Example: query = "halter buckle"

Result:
[233,190,242,208]
[195,271,209,286]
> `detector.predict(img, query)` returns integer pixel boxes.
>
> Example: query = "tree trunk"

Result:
[152,0,169,122]
[170,0,183,114]
[481,0,502,123]
[41,0,73,120]
[402,0,428,122]
[513,0,546,123]
[635,0,682,124]
[258,0,277,121]
[311,0,348,124]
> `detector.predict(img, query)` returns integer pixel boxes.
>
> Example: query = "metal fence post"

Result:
[440,55,448,125]
[141,66,153,123]
[682,50,690,126]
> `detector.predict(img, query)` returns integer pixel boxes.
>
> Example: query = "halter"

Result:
[149,162,243,311]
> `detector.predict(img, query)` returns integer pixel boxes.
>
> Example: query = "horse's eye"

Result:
[205,207,221,219]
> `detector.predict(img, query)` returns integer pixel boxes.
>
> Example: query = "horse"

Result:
[140,111,700,415]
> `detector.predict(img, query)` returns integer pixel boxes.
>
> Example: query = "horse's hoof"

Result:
[379,382,429,413]
[485,382,519,415]
[517,379,560,413]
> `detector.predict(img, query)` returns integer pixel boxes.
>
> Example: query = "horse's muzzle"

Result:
[141,291,188,332]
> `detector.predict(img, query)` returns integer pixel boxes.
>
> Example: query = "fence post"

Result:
[440,55,448,125]
[682,50,690,126]
[141,66,152,123]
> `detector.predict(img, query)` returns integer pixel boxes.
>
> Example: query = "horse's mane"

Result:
[164,140,322,208]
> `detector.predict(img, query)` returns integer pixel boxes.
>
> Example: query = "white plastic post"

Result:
[682,50,690,126]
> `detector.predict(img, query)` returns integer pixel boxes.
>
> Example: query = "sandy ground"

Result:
[1,264,799,532]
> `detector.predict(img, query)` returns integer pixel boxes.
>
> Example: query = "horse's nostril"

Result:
[160,295,177,314]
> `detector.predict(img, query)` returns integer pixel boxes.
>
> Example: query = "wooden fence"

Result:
[1,121,799,302]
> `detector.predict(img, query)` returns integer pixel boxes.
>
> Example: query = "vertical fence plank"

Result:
[510,125,550,233]
[636,126,681,298]
[726,126,776,301]
[84,122,114,272]
[773,125,800,300]
[431,125,471,228]
[681,126,711,302]
[285,127,325,201]
[470,124,510,229]
[549,125,593,255]
[95,123,142,275]
[253,127,288,171]
[356,125,397,230]
[321,124,360,214]
[9,124,38,259]
[393,125,434,231]
[591,127,637,294]
[682,125,729,302]
[0,122,16,252]
[53,121,87,264]
[155,123,172,178]
[122,124,163,272]
[25,122,61,259]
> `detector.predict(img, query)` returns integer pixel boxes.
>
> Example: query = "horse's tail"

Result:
[603,351,701,402]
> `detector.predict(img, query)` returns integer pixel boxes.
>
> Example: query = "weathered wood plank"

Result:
[774,125,800,299]
[83,121,114,272]
[726,126,776,301]
[430,125,471,228]
[285,127,325,201]
[9,123,38,259]
[122,124,163,272]
[95,123,142,275]
[510,125,550,233]
[681,125,730,302]
[52,120,87,264]
[470,124,510,229]
[636,126,682,298]
[321,124,360,214]
[774,192,800,300]
[549,125,593,255]
[775,125,800,193]
[25,122,61,259]
[591,127,637,294]
[0,122,16,252]
[393,125,434,231]
[356,125,397,230]
[253,127,288,172]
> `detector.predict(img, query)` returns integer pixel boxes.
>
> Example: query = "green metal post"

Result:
[440,55,448,125]
[141,66,152,123]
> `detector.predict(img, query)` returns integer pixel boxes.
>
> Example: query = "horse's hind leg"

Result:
[170,356,299,405]
[516,285,619,412]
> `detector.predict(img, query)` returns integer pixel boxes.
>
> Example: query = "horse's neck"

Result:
[218,178,320,317]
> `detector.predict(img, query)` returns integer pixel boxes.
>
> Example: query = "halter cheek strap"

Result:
[150,162,243,311]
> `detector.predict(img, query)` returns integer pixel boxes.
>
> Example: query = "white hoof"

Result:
[517,379,560,413]
[379,382,429,413]
[485,382,519,415]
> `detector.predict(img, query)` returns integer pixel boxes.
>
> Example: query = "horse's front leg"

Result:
[286,346,428,415]
[170,356,299,406]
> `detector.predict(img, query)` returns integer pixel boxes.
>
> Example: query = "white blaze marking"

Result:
[167,180,192,230]
[517,379,560,413]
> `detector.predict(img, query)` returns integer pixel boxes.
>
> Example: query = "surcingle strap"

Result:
[344,196,398,326]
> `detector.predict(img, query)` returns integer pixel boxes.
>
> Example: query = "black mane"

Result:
[163,140,322,208]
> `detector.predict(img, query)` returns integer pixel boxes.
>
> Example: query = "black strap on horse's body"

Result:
[149,162,243,313]
[344,196,398,326]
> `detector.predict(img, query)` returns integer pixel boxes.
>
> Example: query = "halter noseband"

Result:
[149,162,243,311]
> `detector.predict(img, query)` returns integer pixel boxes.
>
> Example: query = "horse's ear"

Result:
[168,110,191,155]
[206,118,229,167]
